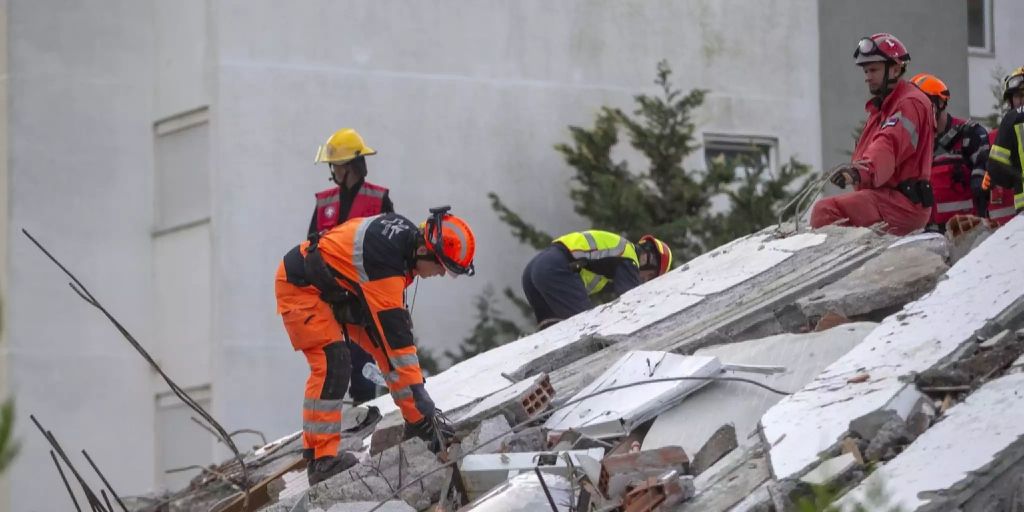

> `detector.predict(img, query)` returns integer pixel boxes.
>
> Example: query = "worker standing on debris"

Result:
[276,206,475,484]
[522,230,672,327]
[909,73,991,231]
[309,128,393,414]
[984,67,1024,222]
[810,33,935,235]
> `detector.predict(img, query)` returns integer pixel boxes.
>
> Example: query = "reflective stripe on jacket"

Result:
[553,230,638,295]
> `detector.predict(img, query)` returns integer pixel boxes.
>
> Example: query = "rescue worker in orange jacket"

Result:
[983,67,1024,224]
[810,33,936,235]
[909,73,991,231]
[275,206,475,484]
[308,129,392,423]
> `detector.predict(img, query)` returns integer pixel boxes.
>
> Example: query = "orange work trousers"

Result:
[275,263,426,458]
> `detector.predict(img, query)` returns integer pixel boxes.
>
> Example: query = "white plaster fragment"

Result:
[761,216,1024,481]
[545,351,722,438]
[800,453,858,487]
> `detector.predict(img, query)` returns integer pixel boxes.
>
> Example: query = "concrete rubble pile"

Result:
[142,217,1024,512]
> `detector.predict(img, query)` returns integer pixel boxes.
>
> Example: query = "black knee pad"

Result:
[321,342,352,400]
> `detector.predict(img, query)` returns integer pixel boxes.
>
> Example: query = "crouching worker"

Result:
[275,206,475,484]
[522,230,671,328]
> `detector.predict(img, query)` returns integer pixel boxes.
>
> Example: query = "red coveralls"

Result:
[811,80,935,235]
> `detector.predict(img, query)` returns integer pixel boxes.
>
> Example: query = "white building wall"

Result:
[2,1,824,508]
[2,1,157,511]
[968,0,1024,120]
[207,0,822,447]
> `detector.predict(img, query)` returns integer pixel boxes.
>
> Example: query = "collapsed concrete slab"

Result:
[836,373,1024,511]
[546,227,892,404]
[309,502,415,512]
[294,438,445,511]
[761,216,1024,482]
[545,351,722,439]
[680,444,770,512]
[362,232,828,427]
[641,324,876,458]
[797,244,948,320]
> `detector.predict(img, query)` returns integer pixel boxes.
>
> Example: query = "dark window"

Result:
[967,0,992,52]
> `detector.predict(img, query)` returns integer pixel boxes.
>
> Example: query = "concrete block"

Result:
[503,426,547,453]
[799,453,859,487]
[460,415,512,456]
[797,245,948,320]
[682,445,769,512]
[690,424,737,476]
[599,446,689,499]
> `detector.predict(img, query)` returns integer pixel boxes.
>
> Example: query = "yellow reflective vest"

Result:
[988,107,1024,210]
[553,230,639,295]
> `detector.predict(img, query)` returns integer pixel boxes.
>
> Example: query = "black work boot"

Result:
[307,452,359,486]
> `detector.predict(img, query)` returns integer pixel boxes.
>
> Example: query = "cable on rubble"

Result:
[22,229,251,510]
[366,374,794,511]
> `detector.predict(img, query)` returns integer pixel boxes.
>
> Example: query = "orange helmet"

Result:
[638,235,672,276]
[911,73,950,107]
[423,206,476,276]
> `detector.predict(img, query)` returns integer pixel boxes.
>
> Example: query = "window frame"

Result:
[702,133,779,174]
[967,0,994,56]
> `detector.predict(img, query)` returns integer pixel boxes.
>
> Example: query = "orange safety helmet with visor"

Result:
[422,206,476,277]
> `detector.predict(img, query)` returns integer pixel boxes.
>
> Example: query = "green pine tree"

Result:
[984,65,1008,129]
[443,286,531,364]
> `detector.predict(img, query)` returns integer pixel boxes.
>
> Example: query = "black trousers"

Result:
[521,246,591,324]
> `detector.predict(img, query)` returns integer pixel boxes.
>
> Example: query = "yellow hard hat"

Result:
[314,128,377,165]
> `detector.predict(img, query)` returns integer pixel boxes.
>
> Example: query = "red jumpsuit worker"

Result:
[275,207,475,485]
[811,33,935,235]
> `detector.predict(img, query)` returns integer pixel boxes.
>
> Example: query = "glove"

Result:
[828,160,866,189]
[404,410,455,454]
[971,174,989,216]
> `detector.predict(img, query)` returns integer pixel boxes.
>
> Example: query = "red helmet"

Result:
[423,206,476,276]
[854,33,911,66]
[638,235,672,276]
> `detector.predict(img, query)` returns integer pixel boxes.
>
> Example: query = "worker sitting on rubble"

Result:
[810,33,935,235]
[309,128,394,419]
[522,230,671,328]
[275,206,475,484]
[909,73,991,232]
[983,67,1024,222]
